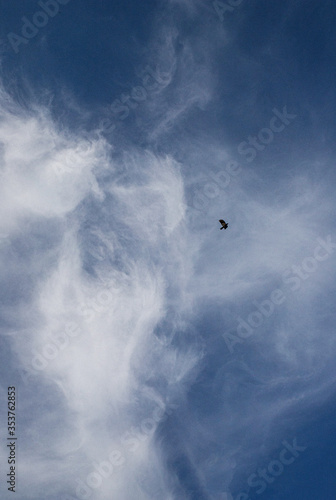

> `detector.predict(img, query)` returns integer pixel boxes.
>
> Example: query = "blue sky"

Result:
[0,1,336,499]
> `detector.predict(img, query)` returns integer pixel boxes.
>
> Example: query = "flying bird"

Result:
[219,219,228,230]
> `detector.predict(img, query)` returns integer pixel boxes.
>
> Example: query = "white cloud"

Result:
[0,4,335,497]
[0,83,204,499]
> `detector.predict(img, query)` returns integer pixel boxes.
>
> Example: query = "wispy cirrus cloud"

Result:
[0,81,203,499]
[1,1,336,499]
